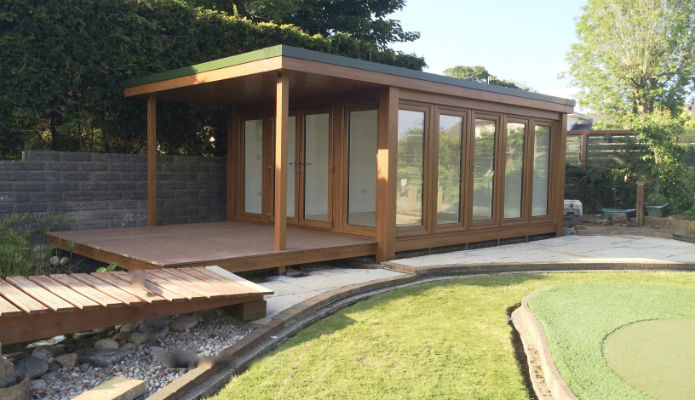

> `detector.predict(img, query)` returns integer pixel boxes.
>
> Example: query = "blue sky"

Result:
[389,0,587,109]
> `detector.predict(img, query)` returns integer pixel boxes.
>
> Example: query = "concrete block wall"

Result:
[0,151,226,230]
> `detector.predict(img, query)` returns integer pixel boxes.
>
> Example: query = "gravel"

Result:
[32,311,253,399]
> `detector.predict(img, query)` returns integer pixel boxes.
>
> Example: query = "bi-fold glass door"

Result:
[242,110,332,228]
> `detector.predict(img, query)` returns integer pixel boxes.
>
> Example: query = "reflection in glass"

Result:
[504,122,525,219]
[244,119,263,214]
[397,110,425,227]
[347,110,377,227]
[472,119,496,221]
[287,116,296,218]
[532,125,550,216]
[304,113,330,222]
[437,115,462,225]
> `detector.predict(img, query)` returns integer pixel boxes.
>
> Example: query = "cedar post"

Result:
[226,110,236,221]
[636,183,645,226]
[147,95,157,227]
[274,72,289,252]
[555,114,568,236]
[375,87,399,263]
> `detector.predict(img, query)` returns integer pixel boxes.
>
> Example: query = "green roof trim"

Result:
[122,45,575,107]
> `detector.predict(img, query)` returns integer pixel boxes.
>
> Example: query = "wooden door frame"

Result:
[296,107,334,230]
[500,116,529,226]
[395,101,432,238]
[468,112,501,230]
[431,106,469,233]
[527,119,554,224]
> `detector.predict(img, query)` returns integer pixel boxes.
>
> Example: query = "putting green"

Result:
[603,319,695,400]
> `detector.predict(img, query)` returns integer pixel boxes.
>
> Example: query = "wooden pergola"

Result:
[49,45,574,272]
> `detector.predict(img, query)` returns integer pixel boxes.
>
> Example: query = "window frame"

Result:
[468,112,501,229]
[500,116,529,225]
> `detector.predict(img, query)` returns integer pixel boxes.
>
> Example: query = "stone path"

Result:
[384,235,695,273]
[258,268,406,318]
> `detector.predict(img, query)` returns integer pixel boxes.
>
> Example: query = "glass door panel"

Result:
[243,119,263,214]
[347,110,378,227]
[472,119,496,221]
[397,110,425,227]
[437,115,463,225]
[287,116,297,219]
[303,113,330,222]
[532,125,551,216]
[504,122,525,219]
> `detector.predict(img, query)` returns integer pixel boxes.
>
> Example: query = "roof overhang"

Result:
[122,45,575,113]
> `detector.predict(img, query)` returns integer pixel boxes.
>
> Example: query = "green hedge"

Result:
[0,0,425,159]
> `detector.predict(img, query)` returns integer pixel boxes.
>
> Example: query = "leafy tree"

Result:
[185,0,419,49]
[443,65,530,90]
[567,0,695,117]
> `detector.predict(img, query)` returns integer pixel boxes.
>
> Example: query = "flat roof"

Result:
[122,45,575,107]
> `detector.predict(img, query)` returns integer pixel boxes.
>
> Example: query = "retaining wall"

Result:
[0,151,226,229]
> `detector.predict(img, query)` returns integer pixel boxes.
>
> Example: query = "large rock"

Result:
[93,338,119,350]
[54,353,77,371]
[0,358,15,387]
[170,315,198,332]
[0,377,29,400]
[13,356,48,380]
[76,348,133,368]
[30,347,53,362]
[127,332,149,346]
[150,347,198,369]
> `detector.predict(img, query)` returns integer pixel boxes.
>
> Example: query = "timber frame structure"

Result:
[50,45,574,271]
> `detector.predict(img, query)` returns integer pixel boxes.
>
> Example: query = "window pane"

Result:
[504,122,525,219]
[244,119,263,214]
[304,113,330,222]
[348,110,377,227]
[397,110,425,227]
[287,116,296,218]
[437,115,462,225]
[472,119,496,221]
[532,125,551,216]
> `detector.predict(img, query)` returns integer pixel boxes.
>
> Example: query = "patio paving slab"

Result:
[384,235,695,274]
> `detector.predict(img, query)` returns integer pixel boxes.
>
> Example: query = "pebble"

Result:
[31,311,253,399]
[93,338,119,350]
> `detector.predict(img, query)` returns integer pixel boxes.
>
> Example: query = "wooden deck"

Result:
[0,266,272,345]
[47,221,377,272]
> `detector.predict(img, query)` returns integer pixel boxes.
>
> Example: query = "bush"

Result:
[0,213,75,278]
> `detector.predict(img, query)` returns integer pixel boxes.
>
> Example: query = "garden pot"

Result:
[645,202,669,217]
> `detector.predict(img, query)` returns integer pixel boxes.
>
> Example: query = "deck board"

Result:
[51,274,123,308]
[163,269,228,298]
[46,221,376,272]
[29,276,101,311]
[110,271,185,303]
[72,273,144,306]
[0,279,50,314]
[6,276,77,312]
[0,294,23,318]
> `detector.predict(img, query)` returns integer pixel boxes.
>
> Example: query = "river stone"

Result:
[170,315,198,332]
[118,323,137,334]
[54,353,77,371]
[13,356,48,380]
[0,376,29,400]
[0,358,14,387]
[29,379,46,391]
[127,332,149,346]
[30,347,53,361]
[76,348,133,368]
[93,338,119,350]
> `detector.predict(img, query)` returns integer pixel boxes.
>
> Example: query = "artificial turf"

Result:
[528,282,695,400]
[603,319,695,400]
[208,271,694,400]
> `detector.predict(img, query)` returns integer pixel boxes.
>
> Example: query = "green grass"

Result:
[528,282,695,400]
[210,272,694,400]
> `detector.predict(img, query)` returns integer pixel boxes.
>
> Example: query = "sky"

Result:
[388,0,588,110]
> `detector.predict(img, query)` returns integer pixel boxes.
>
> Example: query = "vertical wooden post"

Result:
[375,87,399,263]
[636,183,645,226]
[274,72,289,251]
[147,95,157,227]
[555,114,568,236]
[226,110,236,221]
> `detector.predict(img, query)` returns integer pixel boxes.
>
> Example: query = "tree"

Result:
[443,65,530,90]
[567,0,695,117]
[185,0,420,49]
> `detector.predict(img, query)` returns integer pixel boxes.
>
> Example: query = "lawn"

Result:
[210,271,694,400]
[528,282,695,400]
